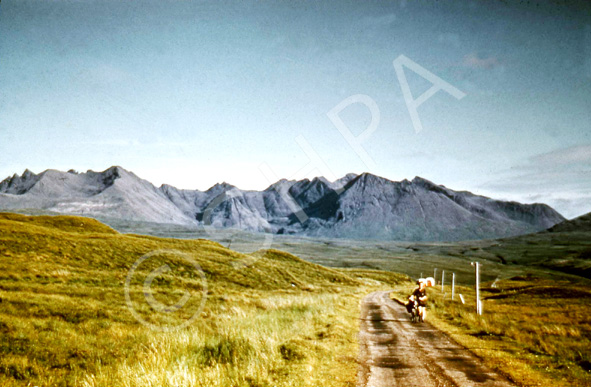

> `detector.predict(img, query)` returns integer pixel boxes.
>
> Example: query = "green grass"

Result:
[5,212,591,386]
[54,212,591,283]
[0,213,408,387]
[391,275,591,387]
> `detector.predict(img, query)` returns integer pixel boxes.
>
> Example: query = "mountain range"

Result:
[0,166,565,241]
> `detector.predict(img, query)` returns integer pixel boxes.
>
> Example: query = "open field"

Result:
[11,210,591,282]
[0,213,408,387]
[88,215,591,285]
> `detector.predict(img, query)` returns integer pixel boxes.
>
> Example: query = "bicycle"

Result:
[406,296,422,323]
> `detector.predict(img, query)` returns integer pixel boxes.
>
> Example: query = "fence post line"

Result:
[441,270,445,293]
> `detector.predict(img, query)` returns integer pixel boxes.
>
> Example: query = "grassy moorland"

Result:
[91,214,591,285]
[391,274,591,387]
[0,213,407,387]
[3,212,591,386]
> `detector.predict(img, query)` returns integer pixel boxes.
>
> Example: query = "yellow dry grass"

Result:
[0,213,408,387]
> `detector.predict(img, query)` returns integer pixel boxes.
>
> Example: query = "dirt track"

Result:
[357,291,517,387]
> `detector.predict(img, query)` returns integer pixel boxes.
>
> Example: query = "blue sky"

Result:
[1,0,590,218]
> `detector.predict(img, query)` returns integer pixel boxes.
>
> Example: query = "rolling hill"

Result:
[546,211,591,233]
[0,212,405,386]
[485,211,591,277]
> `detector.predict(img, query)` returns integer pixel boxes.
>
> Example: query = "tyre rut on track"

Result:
[356,291,517,387]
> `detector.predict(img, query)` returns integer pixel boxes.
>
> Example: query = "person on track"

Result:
[409,277,434,322]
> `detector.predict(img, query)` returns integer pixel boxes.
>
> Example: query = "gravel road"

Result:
[357,291,517,387]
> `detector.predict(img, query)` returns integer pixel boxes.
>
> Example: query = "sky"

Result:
[0,0,590,219]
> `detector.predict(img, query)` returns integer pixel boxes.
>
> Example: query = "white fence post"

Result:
[471,262,482,315]
[452,272,455,301]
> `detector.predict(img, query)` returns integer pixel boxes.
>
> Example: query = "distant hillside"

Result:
[0,212,118,234]
[486,211,591,278]
[547,212,591,233]
[0,167,565,241]
[392,211,591,279]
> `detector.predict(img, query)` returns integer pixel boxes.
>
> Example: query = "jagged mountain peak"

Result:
[0,169,41,195]
[2,168,38,183]
[314,176,331,185]
[352,172,387,185]
[99,165,139,181]
[411,176,436,185]
[341,173,358,180]
[160,183,175,190]
[22,169,36,178]
[103,165,122,175]
[0,167,567,241]
[206,182,236,193]
[0,166,147,199]
[330,173,358,191]
[265,178,296,192]
[297,176,331,189]
[288,176,334,208]
[343,172,395,193]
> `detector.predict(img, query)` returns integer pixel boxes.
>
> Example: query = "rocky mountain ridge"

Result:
[0,166,566,241]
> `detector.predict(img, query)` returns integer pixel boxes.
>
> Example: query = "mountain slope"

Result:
[298,173,564,241]
[0,167,196,225]
[0,167,566,241]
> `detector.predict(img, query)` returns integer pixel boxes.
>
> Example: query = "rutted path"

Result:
[357,291,517,387]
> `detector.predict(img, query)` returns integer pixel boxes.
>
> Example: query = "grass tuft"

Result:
[195,335,255,366]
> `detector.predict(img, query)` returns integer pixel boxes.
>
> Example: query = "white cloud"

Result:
[530,144,591,166]
[477,144,591,219]
[480,190,591,220]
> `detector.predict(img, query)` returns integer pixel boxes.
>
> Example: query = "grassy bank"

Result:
[0,213,407,386]
[391,275,591,386]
